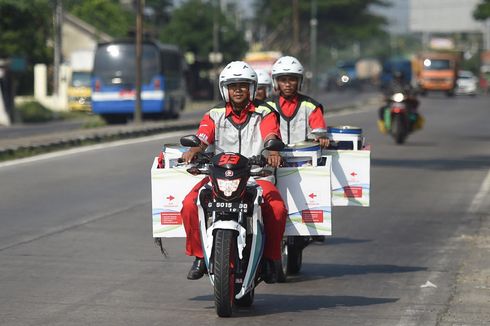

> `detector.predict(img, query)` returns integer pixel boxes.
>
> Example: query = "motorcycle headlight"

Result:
[217,178,241,197]
[340,75,350,83]
[392,92,405,102]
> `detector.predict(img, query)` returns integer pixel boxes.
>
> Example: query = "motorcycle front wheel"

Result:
[214,229,236,317]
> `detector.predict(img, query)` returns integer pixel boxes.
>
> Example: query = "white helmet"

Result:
[255,69,273,98]
[271,55,304,90]
[219,61,258,102]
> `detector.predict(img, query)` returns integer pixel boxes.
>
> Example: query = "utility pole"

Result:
[53,0,62,96]
[134,0,144,124]
[486,19,490,50]
[292,0,300,56]
[309,0,318,97]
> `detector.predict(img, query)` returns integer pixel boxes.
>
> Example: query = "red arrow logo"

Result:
[309,193,317,199]
[350,172,358,177]
[166,195,175,201]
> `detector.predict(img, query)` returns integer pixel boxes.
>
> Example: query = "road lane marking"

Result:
[326,105,377,118]
[0,199,149,252]
[0,130,191,169]
[468,168,490,214]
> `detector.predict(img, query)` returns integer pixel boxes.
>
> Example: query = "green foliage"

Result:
[160,0,248,62]
[17,101,54,123]
[65,0,134,38]
[0,0,52,63]
[473,0,490,20]
[253,0,388,55]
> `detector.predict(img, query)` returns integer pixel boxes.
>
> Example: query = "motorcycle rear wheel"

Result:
[214,229,236,317]
[277,236,303,282]
[392,115,407,144]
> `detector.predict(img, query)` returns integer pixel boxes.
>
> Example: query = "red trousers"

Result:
[181,177,287,260]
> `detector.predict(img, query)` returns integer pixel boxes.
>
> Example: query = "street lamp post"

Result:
[134,0,144,124]
[53,0,62,96]
[310,0,318,97]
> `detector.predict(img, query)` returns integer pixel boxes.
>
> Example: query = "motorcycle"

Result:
[179,135,285,317]
[381,92,419,144]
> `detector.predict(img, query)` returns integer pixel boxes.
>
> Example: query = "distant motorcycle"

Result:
[381,92,419,144]
[179,135,284,317]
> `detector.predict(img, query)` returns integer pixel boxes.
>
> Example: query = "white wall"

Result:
[34,64,70,112]
[62,22,97,61]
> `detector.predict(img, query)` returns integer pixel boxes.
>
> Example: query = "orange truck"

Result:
[415,52,461,96]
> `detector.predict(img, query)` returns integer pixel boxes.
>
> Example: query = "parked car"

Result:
[455,70,478,96]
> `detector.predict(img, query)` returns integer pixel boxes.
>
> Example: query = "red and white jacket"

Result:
[267,94,327,145]
[196,100,281,158]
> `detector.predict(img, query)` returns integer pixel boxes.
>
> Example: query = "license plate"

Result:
[207,201,249,213]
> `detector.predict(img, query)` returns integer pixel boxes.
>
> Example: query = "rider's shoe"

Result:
[262,259,278,284]
[187,257,207,280]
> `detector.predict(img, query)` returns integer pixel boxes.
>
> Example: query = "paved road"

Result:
[0,93,489,325]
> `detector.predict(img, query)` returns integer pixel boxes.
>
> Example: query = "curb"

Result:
[0,96,383,162]
[0,119,202,162]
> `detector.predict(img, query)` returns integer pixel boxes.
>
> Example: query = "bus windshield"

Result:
[93,43,159,85]
[71,72,91,87]
[423,59,451,70]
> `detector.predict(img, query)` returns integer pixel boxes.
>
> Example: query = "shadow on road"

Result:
[324,237,372,245]
[284,263,427,283]
[192,293,398,316]
[236,294,398,316]
[372,155,490,171]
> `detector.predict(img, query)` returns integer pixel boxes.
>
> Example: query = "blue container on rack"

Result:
[327,126,363,150]
[280,141,321,167]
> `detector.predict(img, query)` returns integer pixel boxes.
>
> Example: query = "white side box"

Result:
[324,149,370,207]
[151,157,205,237]
[276,159,332,236]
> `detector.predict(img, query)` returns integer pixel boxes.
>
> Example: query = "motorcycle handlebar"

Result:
[248,155,267,167]
[178,152,211,165]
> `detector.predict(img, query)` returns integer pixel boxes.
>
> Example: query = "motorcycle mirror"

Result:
[263,138,285,152]
[180,135,201,148]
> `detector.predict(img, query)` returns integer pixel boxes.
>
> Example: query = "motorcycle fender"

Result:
[207,220,247,260]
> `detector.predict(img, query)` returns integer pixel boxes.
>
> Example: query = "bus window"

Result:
[93,44,159,85]
[162,51,183,90]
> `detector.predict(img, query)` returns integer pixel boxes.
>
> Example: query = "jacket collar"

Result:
[225,101,255,118]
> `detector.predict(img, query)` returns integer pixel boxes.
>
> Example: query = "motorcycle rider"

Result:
[267,56,329,147]
[255,69,273,101]
[378,71,423,133]
[180,61,287,283]
[268,56,328,244]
